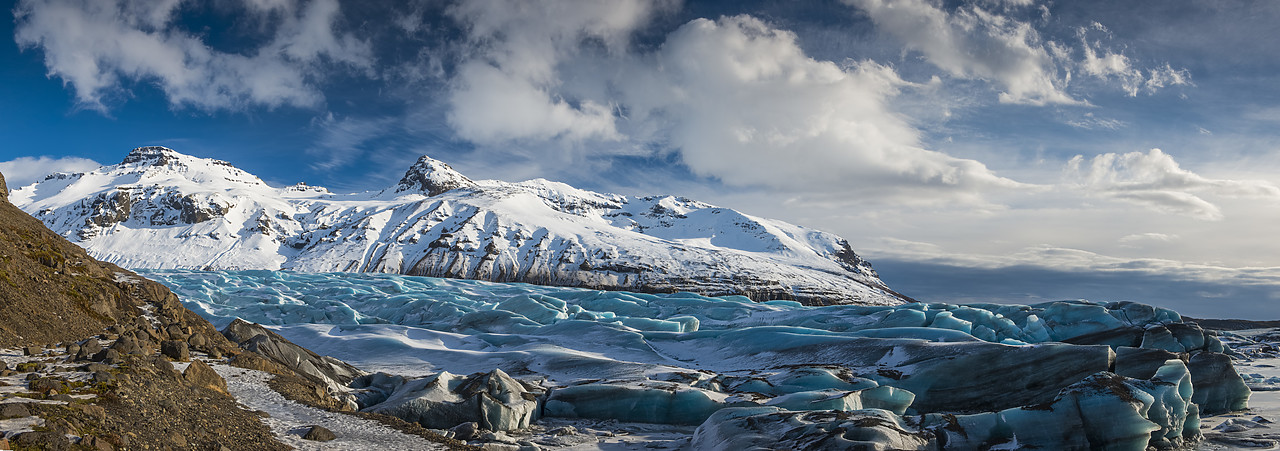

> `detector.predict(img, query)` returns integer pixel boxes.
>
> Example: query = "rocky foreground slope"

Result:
[0,170,464,450]
[0,168,286,449]
[12,146,906,306]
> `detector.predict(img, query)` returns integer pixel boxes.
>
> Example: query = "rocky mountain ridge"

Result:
[12,146,908,306]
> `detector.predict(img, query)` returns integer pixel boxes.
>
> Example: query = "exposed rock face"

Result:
[183,359,229,394]
[121,145,182,166]
[222,318,366,410]
[394,155,477,196]
[13,147,906,306]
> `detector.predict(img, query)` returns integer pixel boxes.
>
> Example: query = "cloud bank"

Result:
[0,156,102,188]
[1067,148,1280,220]
[444,4,1022,201]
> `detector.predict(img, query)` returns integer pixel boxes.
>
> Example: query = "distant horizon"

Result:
[4,0,1279,319]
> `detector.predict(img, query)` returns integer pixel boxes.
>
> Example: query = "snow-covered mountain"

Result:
[11,146,907,306]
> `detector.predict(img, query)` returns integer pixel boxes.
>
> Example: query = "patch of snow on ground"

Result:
[175,360,446,450]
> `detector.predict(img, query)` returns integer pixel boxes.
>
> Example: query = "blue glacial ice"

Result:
[141,269,1250,449]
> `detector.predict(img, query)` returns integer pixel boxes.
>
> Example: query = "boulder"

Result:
[448,422,479,441]
[150,355,178,376]
[222,319,363,386]
[0,402,32,419]
[12,431,72,449]
[77,338,103,360]
[302,425,336,441]
[188,332,209,351]
[93,348,122,364]
[161,340,191,361]
[111,336,143,356]
[29,377,67,395]
[184,359,228,394]
[74,403,108,423]
[79,435,114,451]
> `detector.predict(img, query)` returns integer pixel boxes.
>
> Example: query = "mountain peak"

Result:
[112,146,265,188]
[120,146,184,166]
[394,155,477,196]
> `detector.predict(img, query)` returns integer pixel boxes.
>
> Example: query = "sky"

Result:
[3,0,1280,318]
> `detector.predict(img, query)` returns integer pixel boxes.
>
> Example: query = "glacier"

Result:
[13,146,904,306]
[142,269,1250,449]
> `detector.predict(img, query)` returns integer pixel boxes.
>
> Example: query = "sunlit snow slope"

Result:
[12,146,905,305]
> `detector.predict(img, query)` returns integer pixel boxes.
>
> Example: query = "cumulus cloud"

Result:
[634,15,1021,196]
[842,0,1189,105]
[444,0,671,144]
[443,4,1022,201]
[1066,148,1280,220]
[0,156,102,188]
[1077,25,1190,96]
[13,0,371,112]
[844,0,1076,105]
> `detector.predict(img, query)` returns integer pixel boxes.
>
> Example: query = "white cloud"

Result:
[13,0,372,112]
[842,0,1190,105]
[442,6,1024,202]
[444,0,670,144]
[0,156,102,188]
[1077,27,1190,97]
[1066,148,1280,220]
[448,62,620,144]
[843,0,1077,106]
[269,0,372,69]
[633,15,1022,198]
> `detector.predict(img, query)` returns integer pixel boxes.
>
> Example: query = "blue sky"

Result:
[3,0,1280,318]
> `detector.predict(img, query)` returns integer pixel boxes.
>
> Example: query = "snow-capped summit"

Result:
[393,155,476,196]
[120,145,181,165]
[12,147,908,306]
